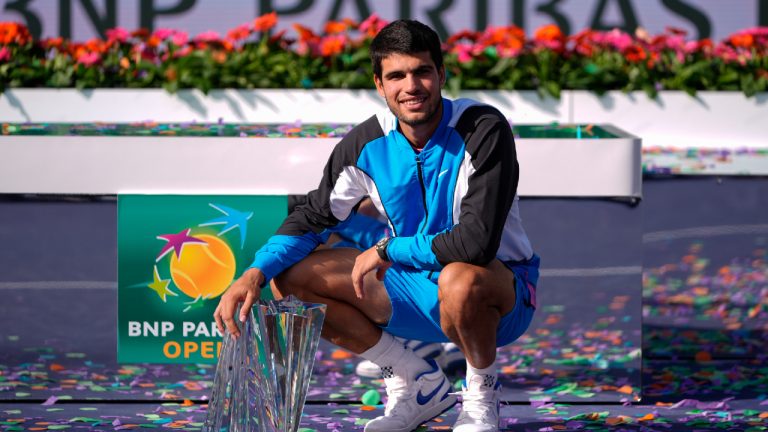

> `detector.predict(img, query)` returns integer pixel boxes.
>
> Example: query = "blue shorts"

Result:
[380,254,540,347]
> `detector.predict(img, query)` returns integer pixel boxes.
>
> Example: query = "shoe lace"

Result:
[459,387,498,423]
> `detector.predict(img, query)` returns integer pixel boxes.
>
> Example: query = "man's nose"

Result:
[403,73,418,92]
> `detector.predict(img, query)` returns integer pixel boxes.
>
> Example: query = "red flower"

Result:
[446,29,478,45]
[0,22,31,45]
[42,37,64,50]
[623,44,647,63]
[131,28,150,39]
[293,23,319,43]
[0,46,10,62]
[227,24,252,41]
[729,33,754,49]
[254,11,278,32]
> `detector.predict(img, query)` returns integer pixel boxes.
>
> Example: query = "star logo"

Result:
[147,265,177,302]
[155,228,207,262]
[199,203,253,248]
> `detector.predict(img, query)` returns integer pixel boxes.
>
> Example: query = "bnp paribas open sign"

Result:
[117,195,286,364]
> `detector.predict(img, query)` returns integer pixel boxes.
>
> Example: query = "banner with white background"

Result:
[1,0,764,42]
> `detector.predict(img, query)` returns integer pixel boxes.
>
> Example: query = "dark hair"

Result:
[370,19,443,78]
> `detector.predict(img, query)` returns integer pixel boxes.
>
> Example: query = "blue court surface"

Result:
[1,175,766,430]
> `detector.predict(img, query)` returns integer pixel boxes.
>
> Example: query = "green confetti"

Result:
[297,429,317,432]
[14,392,30,397]
[46,426,71,430]
[361,388,381,406]
[79,407,99,411]
[328,393,344,399]
[355,418,370,426]
[331,409,349,414]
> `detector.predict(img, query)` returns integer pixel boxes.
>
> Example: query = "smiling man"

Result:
[214,19,540,432]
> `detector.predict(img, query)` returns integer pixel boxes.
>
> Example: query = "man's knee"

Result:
[272,264,306,297]
[438,262,485,304]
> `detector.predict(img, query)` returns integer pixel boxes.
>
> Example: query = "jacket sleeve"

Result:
[248,117,381,284]
[386,108,518,268]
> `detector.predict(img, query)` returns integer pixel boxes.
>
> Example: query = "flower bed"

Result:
[1,14,766,98]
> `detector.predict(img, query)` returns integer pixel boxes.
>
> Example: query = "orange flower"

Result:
[84,38,107,54]
[534,24,564,42]
[254,11,277,32]
[227,24,251,41]
[147,35,161,48]
[324,20,347,34]
[212,50,228,63]
[320,34,346,56]
[293,23,319,43]
[729,33,754,48]
[0,22,31,45]
[477,26,524,56]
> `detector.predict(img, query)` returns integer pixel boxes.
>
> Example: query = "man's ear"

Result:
[374,74,385,98]
[439,65,446,88]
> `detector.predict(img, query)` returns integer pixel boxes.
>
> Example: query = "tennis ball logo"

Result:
[169,234,235,300]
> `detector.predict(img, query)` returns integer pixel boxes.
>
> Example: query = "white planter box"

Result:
[0,127,641,198]
[0,89,764,149]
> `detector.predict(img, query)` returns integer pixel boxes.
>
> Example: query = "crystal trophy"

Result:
[205,295,327,432]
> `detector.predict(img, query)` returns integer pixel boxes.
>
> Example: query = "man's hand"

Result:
[351,247,391,299]
[213,267,264,338]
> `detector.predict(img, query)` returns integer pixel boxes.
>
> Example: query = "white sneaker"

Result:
[356,339,443,379]
[453,374,501,432]
[364,359,457,432]
[437,342,466,375]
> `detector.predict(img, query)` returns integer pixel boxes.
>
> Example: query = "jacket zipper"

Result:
[415,155,428,220]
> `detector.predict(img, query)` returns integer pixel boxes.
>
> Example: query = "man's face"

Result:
[374,51,445,129]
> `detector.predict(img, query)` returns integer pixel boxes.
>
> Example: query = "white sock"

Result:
[360,332,428,380]
[466,360,497,388]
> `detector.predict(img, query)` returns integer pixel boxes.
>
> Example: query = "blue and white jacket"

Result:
[250,98,533,283]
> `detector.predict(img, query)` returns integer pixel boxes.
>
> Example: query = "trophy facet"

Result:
[256,295,327,432]
[204,296,326,432]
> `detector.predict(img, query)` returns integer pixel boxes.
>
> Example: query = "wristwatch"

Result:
[375,237,390,261]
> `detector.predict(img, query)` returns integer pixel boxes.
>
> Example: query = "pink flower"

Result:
[596,29,632,51]
[152,28,175,40]
[76,51,101,66]
[451,43,473,63]
[105,27,130,43]
[174,45,193,58]
[0,46,10,61]
[359,14,388,38]
[171,31,188,46]
[194,30,220,43]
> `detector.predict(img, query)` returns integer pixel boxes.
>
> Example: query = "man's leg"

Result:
[273,248,456,432]
[438,259,516,367]
[438,259,518,432]
[272,248,392,353]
